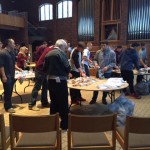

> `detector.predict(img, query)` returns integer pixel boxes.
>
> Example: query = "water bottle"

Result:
[98,68,104,79]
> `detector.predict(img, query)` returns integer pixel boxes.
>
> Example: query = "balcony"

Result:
[0,12,25,30]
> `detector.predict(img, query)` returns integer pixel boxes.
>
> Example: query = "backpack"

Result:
[134,81,149,95]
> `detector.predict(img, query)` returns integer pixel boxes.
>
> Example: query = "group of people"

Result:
[0,38,71,130]
[0,38,148,130]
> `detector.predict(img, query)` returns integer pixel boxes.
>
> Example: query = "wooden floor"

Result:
[0,79,150,150]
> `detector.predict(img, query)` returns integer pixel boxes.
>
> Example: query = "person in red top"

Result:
[34,41,48,63]
[16,46,29,70]
[28,44,54,110]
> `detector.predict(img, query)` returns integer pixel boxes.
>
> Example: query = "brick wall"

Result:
[0,0,131,47]
[94,0,101,46]
[120,0,128,45]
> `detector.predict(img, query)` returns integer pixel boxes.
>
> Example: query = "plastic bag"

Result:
[98,69,104,79]
[108,94,135,126]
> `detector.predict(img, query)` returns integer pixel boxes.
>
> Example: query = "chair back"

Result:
[68,113,117,150]
[0,113,10,150]
[9,113,61,150]
[116,116,150,150]
[9,114,59,133]
[69,113,116,132]
[126,115,150,134]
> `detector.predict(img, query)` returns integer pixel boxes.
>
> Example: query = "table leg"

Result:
[13,80,23,103]
[24,79,31,93]
[108,91,115,103]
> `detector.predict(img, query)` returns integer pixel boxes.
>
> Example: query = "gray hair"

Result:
[55,39,67,51]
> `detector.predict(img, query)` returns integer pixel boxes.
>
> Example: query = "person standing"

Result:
[70,42,86,105]
[89,42,116,105]
[120,43,141,99]
[0,39,22,113]
[34,41,48,63]
[67,42,73,59]
[114,45,123,68]
[137,43,148,83]
[82,42,93,76]
[43,39,70,130]
[111,45,123,77]
[28,45,54,110]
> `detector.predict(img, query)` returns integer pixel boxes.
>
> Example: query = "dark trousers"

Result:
[92,72,112,102]
[121,70,135,93]
[30,70,48,106]
[48,79,68,129]
[3,76,15,110]
[137,66,144,83]
[84,64,90,77]
[70,71,81,102]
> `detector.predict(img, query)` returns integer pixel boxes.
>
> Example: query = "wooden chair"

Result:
[68,113,117,150]
[0,114,10,150]
[116,115,150,150]
[9,113,61,150]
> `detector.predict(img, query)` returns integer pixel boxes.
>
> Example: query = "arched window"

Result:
[0,4,2,13]
[57,0,72,19]
[39,3,53,21]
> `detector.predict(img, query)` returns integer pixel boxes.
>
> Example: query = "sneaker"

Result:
[41,102,50,108]
[89,99,96,104]
[29,105,40,111]
[102,99,108,105]
[28,101,36,109]
[130,93,141,99]
[6,108,16,113]
[79,97,86,101]
[71,101,80,105]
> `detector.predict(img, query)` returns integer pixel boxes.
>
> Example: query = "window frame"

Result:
[39,3,53,21]
[0,4,2,13]
[57,0,73,19]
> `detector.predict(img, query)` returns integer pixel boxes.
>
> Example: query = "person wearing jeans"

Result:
[28,45,54,110]
[91,72,112,104]
[89,42,116,105]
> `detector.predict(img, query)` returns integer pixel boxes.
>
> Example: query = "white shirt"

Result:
[82,48,90,66]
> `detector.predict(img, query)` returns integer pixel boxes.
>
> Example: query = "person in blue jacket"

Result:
[120,43,141,99]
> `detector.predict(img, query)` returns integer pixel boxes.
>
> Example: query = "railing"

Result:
[0,9,28,19]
